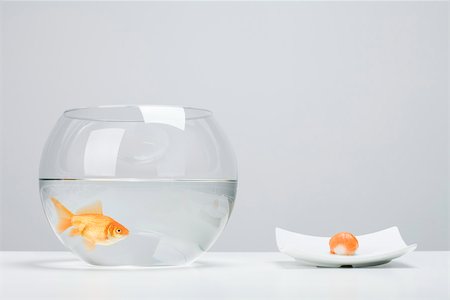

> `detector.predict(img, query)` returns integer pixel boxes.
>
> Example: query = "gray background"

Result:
[0,1,448,251]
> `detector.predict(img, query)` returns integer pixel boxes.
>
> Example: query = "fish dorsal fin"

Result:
[76,201,103,215]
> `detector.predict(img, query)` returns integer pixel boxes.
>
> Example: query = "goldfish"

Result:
[51,197,129,250]
[329,232,359,255]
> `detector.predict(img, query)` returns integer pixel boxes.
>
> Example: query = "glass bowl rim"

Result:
[63,105,213,122]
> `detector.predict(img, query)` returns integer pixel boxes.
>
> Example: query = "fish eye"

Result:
[116,229,121,233]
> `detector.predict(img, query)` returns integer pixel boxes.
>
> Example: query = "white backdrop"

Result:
[0,1,448,251]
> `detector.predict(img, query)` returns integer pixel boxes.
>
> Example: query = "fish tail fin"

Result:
[51,197,73,233]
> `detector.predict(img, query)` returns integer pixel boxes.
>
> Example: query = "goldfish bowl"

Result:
[39,105,237,267]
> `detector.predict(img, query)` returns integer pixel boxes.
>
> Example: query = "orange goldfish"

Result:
[51,197,129,250]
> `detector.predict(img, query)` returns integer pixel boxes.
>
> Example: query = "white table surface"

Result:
[0,251,448,299]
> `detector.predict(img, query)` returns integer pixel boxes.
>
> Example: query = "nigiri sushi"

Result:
[329,232,359,255]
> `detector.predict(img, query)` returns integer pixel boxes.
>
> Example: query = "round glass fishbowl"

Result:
[39,105,237,267]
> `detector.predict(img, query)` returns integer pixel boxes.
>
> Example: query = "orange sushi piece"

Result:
[329,232,359,255]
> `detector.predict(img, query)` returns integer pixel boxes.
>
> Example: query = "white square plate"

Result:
[276,226,417,267]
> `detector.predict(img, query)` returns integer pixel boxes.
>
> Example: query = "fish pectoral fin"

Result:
[76,200,103,215]
[83,239,96,251]
[69,228,81,236]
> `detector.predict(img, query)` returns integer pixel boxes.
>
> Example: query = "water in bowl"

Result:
[39,179,237,267]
